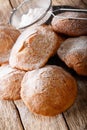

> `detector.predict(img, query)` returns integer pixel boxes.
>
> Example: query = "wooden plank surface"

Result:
[0,101,23,130]
[9,0,23,8]
[10,0,87,8]
[0,0,87,130]
[64,77,87,130]
[52,0,87,8]
[14,100,68,130]
[0,0,12,23]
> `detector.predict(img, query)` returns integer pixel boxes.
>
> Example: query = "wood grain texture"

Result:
[0,101,23,130]
[64,77,87,130]
[52,0,87,8]
[14,100,68,130]
[9,0,87,8]
[9,0,23,8]
[0,0,12,23]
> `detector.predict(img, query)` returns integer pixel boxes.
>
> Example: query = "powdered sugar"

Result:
[58,36,87,55]
[19,8,46,28]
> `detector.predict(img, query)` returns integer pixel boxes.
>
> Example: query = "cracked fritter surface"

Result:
[9,25,63,71]
[0,64,25,100]
[57,36,87,76]
[21,65,77,116]
[0,24,20,65]
[52,12,87,36]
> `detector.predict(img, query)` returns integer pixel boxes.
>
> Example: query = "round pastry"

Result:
[57,36,87,76]
[0,23,20,65]
[0,64,25,100]
[9,25,63,71]
[51,12,87,36]
[21,65,77,116]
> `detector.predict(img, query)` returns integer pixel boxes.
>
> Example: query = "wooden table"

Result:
[0,0,87,130]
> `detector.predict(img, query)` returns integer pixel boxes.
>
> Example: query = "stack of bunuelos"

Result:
[0,11,87,116]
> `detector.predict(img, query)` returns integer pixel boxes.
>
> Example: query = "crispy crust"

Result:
[21,65,77,116]
[0,23,20,64]
[52,12,87,36]
[9,25,63,71]
[0,64,25,100]
[57,36,87,76]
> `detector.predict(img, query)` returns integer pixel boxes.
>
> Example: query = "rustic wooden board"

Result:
[64,77,87,130]
[14,100,68,130]
[0,101,23,130]
[9,0,23,8]
[0,0,87,130]
[0,0,12,23]
[52,0,87,8]
[9,0,87,8]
